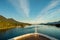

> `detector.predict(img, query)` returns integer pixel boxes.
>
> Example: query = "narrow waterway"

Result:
[0,25,60,40]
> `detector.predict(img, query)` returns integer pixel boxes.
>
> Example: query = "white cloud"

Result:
[46,9,60,18]
[36,0,60,18]
[8,0,60,24]
[33,0,60,23]
[9,0,29,18]
[19,0,30,17]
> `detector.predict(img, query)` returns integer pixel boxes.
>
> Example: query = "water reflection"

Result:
[0,25,60,40]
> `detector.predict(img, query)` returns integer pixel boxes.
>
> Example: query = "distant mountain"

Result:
[47,21,60,24]
[0,15,31,31]
[40,21,60,27]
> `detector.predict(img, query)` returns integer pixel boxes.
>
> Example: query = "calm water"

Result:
[0,25,60,40]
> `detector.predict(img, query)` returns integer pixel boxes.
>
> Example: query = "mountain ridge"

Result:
[40,21,60,27]
[0,15,31,31]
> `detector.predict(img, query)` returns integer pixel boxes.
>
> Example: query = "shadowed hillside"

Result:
[40,21,60,27]
[0,15,31,32]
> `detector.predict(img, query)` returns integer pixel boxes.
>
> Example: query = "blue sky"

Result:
[0,0,60,24]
